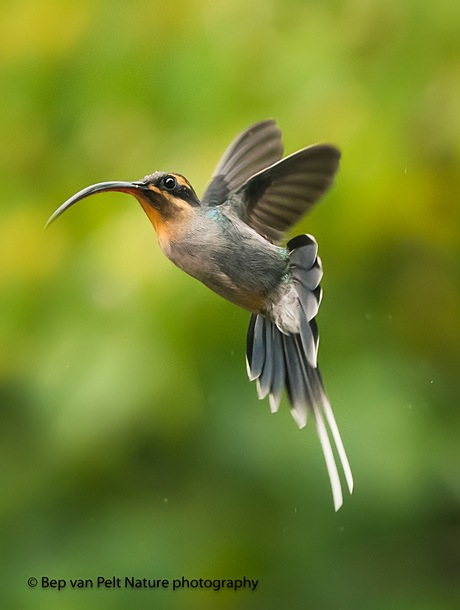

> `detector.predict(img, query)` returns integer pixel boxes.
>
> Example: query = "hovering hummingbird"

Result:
[47,120,353,510]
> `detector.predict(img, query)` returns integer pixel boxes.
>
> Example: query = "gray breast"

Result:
[164,208,289,312]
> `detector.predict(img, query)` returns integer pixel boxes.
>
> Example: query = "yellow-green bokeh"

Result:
[1,1,459,608]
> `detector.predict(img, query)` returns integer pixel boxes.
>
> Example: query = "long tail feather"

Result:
[245,234,353,510]
[268,324,285,413]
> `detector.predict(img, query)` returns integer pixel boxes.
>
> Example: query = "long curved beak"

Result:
[45,181,147,229]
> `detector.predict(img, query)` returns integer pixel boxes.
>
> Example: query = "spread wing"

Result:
[235,145,341,244]
[201,120,284,207]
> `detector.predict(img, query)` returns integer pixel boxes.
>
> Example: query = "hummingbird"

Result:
[46,120,353,510]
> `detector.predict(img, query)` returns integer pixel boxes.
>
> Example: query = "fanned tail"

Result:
[246,234,353,511]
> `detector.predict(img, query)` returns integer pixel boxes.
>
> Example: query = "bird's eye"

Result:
[164,176,177,190]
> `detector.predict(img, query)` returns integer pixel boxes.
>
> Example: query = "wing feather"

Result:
[237,144,341,243]
[201,120,284,207]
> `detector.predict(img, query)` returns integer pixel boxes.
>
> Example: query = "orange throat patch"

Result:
[134,187,194,245]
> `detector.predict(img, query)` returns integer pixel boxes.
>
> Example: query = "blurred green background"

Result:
[1,0,459,608]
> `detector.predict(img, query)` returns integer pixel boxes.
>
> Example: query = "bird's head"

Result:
[46,171,200,241]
